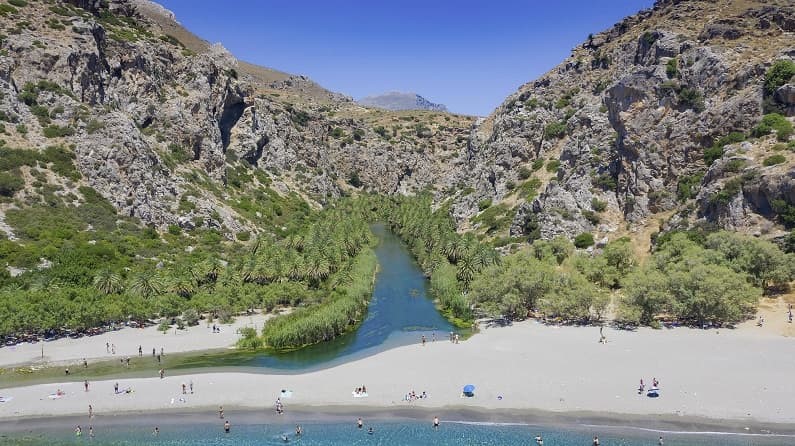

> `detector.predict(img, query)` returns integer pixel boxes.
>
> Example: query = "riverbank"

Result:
[0,313,271,368]
[2,320,794,425]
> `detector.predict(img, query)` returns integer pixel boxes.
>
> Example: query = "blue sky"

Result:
[158,0,654,116]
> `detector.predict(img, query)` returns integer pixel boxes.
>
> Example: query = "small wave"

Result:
[444,420,533,427]
[578,423,795,438]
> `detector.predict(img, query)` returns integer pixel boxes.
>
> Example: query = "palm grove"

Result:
[3,177,794,350]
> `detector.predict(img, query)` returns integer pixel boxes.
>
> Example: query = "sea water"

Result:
[2,419,792,445]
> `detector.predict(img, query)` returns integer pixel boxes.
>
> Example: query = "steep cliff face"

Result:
[456,0,795,246]
[1,0,793,249]
[0,0,473,239]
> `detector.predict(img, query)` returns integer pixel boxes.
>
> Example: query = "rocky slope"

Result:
[359,92,448,112]
[0,0,793,253]
[454,0,795,248]
[0,0,473,241]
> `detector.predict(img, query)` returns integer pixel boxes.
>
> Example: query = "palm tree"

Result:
[168,275,195,298]
[129,271,162,299]
[456,255,477,292]
[93,269,123,295]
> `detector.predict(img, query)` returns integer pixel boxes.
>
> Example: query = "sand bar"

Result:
[0,313,269,368]
[1,321,794,425]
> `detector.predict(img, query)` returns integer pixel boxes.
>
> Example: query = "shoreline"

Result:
[3,405,795,438]
[2,320,794,431]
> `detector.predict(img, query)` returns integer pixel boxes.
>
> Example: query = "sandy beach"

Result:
[0,313,270,368]
[1,320,794,426]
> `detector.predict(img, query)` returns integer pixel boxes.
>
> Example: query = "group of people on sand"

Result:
[404,390,427,402]
[352,385,368,396]
[638,377,660,394]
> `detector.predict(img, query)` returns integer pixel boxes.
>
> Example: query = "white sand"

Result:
[0,313,270,367]
[1,321,794,424]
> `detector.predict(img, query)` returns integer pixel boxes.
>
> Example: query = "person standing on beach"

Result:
[114,382,119,394]
[152,347,156,357]
[421,335,426,346]
[181,383,186,394]
[111,344,115,354]
[138,345,142,357]
[161,347,164,356]
[106,342,110,353]
[159,368,164,379]
[219,405,224,419]
[84,380,89,392]
[433,416,440,429]
[189,380,194,394]
[83,358,88,368]
[88,405,93,418]
[357,417,363,429]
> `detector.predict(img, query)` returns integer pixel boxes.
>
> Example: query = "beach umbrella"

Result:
[463,384,475,393]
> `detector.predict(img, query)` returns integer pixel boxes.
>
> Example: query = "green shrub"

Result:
[595,173,617,191]
[236,230,251,241]
[574,232,595,249]
[0,170,24,196]
[677,173,704,201]
[665,57,678,79]
[763,154,786,166]
[544,121,567,139]
[16,124,27,135]
[330,127,345,138]
[771,199,795,228]
[85,119,105,134]
[0,4,18,15]
[582,210,600,225]
[478,199,492,211]
[764,60,795,96]
[711,177,743,204]
[704,132,745,165]
[519,177,542,201]
[591,197,607,212]
[348,171,362,188]
[545,159,561,173]
[518,166,532,180]
[677,87,704,112]
[752,114,792,142]
[352,128,364,141]
[167,224,181,235]
[43,125,75,138]
[532,159,544,171]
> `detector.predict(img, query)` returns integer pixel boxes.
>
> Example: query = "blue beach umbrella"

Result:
[463,384,475,393]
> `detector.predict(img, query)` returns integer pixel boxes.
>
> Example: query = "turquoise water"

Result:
[2,419,792,445]
[171,224,455,373]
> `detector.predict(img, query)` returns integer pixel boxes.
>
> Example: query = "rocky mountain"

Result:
[358,92,448,112]
[0,0,793,255]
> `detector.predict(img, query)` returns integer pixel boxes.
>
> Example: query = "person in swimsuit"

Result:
[433,416,440,429]
[357,417,363,429]
[224,420,231,433]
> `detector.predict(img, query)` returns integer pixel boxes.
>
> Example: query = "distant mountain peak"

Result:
[359,92,447,112]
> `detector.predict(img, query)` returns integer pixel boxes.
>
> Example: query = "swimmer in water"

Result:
[368,427,374,435]
[295,425,302,436]
[281,433,289,442]
[224,420,231,433]
[535,434,544,445]
[433,416,440,429]
[357,417,363,429]
[74,425,82,436]
[153,427,159,436]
